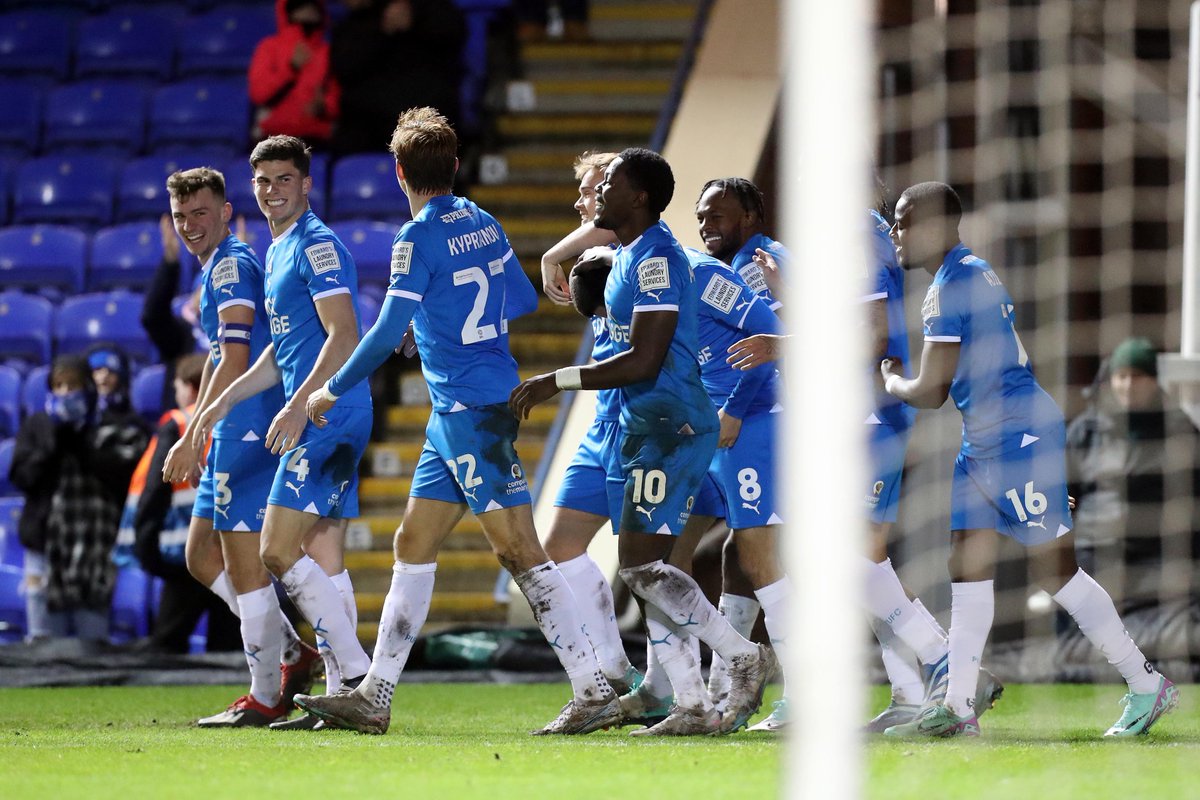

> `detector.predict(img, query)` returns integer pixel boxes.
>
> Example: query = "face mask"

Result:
[300,20,322,35]
[46,390,90,428]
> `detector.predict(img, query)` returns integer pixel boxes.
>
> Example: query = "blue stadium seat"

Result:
[0,11,73,79]
[21,365,49,418]
[177,4,274,75]
[109,563,152,642]
[75,9,177,79]
[224,152,327,220]
[0,496,24,569]
[0,292,53,367]
[0,366,20,439]
[0,81,42,156]
[0,157,15,225]
[55,291,157,364]
[336,219,397,287]
[234,219,272,261]
[13,156,119,227]
[131,363,165,424]
[330,154,411,221]
[117,151,225,221]
[0,226,86,294]
[0,564,26,643]
[0,439,13,497]
[43,80,148,154]
[357,290,381,332]
[149,79,249,153]
[89,221,163,291]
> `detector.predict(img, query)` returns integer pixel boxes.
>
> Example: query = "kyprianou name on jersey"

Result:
[447,223,501,256]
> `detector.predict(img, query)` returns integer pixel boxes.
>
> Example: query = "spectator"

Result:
[114,354,239,653]
[330,0,467,154]
[248,0,340,145]
[9,353,148,641]
[515,1,589,43]
[1063,337,1200,677]
[142,214,207,412]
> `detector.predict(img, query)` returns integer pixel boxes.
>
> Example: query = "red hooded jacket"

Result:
[247,0,340,141]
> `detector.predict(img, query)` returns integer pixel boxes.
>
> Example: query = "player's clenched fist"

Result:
[509,373,560,420]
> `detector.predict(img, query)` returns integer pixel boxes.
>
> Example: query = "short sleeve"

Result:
[698,268,758,329]
[210,253,261,312]
[300,237,355,302]
[922,276,964,342]
[385,226,432,302]
[630,248,686,312]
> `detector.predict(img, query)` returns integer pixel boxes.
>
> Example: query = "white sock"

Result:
[1053,568,1160,694]
[208,571,239,616]
[556,553,632,680]
[280,555,371,682]
[912,598,947,640]
[871,617,923,705]
[945,581,994,716]
[645,604,711,712]
[236,585,285,707]
[755,577,791,698]
[362,561,435,709]
[707,593,760,711]
[210,570,305,667]
[641,638,672,699]
[322,569,359,694]
[513,561,610,702]
[863,558,948,665]
[620,561,755,662]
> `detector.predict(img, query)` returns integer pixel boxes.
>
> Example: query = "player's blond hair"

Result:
[165,167,226,202]
[389,107,458,194]
[572,151,619,181]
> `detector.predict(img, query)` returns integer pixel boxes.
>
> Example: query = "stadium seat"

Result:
[149,79,250,153]
[0,366,20,438]
[224,152,327,219]
[329,154,411,221]
[43,80,148,154]
[117,151,226,221]
[0,81,42,156]
[109,563,152,643]
[336,219,397,287]
[0,439,14,497]
[13,156,119,227]
[0,157,15,225]
[0,11,73,79]
[55,291,157,364]
[234,219,272,261]
[0,226,86,294]
[0,496,24,569]
[131,363,165,424]
[0,291,53,366]
[357,290,381,332]
[177,4,274,75]
[0,564,25,643]
[89,221,163,291]
[21,365,49,418]
[75,9,177,79]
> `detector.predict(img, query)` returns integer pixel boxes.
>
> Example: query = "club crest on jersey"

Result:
[702,274,740,314]
[391,241,413,276]
[922,285,941,320]
[305,242,341,275]
[211,257,239,289]
[637,257,670,294]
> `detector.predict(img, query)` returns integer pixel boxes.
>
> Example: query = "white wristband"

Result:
[555,366,583,391]
[321,382,340,402]
[884,374,902,395]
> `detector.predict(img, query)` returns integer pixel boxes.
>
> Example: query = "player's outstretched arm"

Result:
[509,309,676,419]
[540,222,619,305]
[192,343,282,449]
[880,339,958,409]
[726,333,787,370]
[504,250,539,321]
[308,292,419,426]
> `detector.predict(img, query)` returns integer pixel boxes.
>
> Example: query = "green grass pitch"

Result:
[0,684,1195,799]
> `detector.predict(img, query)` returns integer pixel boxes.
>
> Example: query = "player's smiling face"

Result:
[170,187,232,263]
[575,166,605,224]
[253,159,311,231]
[695,185,750,263]
[593,157,634,231]
[891,194,942,272]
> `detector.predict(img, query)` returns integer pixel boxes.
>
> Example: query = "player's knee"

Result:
[259,542,295,579]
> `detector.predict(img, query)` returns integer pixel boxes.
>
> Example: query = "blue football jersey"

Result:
[686,247,780,417]
[385,194,530,410]
[589,316,620,421]
[263,210,371,408]
[863,210,916,430]
[731,233,788,311]
[197,234,284,439]
[603,221,718,435]
[921,243,1062,457]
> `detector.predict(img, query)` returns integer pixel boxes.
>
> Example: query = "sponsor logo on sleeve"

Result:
[637,257,670,294]
[304,242,341,275]
[701,274,740,314]
[211,257,239,289]
[922,285,940,320]
[738,263,769,295]
[982,269,1002,287]
[391,241,413,276]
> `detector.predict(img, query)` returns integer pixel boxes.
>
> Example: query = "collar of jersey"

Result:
[939,242,971,273]
[416,194,458,218]
[201,233,238,273]
[272,210,312,243]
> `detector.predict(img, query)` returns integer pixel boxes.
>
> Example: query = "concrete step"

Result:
[520,40,683,74]
[520,77,672,114]
[345,549,501,594]
[590,2,698,41]
[493,146,602,184]
[497,112,656,142]
[366,439,546,478]
[384,402,559,434]
[472,183,578,213]
[357,513,488,550]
